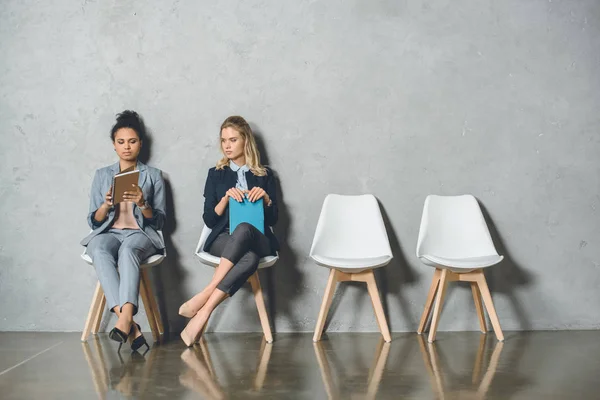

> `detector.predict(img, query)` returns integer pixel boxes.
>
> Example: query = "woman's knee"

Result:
[237,252,260,274]
[118,246,143,264]
[88,245,117,263]
[232,222,254,239]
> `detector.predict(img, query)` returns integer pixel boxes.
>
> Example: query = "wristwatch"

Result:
[138,201,150,211]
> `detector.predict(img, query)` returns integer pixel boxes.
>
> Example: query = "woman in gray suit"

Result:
[80,110,166,352]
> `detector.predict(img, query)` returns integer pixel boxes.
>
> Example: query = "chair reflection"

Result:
[417,334,504,400]
[179,337,273,398]
[81,336,156,399]
[313,338,391,400]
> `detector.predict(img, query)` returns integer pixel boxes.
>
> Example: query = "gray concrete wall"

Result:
[1,0,599,333]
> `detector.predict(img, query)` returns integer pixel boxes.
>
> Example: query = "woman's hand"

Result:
[123,184,145,207]
[224,187,246,203]
[247,186,270,204]
[102,186,114,209]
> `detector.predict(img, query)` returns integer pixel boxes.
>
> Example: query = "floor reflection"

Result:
[313,337,391,400]
[68,331,600,400]
[179,340,225,400]
[417,334,504,399]
[179,337,273,399]
[81,337,157,399]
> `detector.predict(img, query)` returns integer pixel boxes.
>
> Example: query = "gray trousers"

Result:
[209,223,271,296]
[87,228,158,315]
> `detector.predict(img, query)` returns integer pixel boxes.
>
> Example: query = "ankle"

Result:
[117,315,132,325]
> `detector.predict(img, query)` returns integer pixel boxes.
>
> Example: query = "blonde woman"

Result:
[179,116,279,346]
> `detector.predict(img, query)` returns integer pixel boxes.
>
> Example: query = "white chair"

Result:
[310,194,393,343]
[81,231,166,342]
[416,195,504,343]
[194,225,278,343]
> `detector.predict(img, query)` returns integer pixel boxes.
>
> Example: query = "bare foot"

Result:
[179,289,212,318]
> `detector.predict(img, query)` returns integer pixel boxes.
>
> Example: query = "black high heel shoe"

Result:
[109,326,130,352]
[130,323,150,353]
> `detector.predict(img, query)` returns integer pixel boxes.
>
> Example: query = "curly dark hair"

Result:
[110,110,146,142]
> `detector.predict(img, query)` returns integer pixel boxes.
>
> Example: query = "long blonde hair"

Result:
[216,116,267,176]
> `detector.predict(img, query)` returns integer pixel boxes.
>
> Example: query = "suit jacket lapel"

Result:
[110,162,120,175]
[245,170,257,190]
[225,166,237,189]
[137,161,148,189]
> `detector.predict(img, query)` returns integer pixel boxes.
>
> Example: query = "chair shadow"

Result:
[377,202,419,332]
[479,202,534,331]
[141,125,188,339]
[251,126,306,333]
[151,176,189,338]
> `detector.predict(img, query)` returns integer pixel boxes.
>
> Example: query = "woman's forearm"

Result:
[94,203,110,222]
[141,206,153,219]
[214,196,228,216]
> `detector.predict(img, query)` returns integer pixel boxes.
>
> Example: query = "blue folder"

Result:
[229,197,265,234]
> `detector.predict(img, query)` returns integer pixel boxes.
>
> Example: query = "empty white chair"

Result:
[311,194,393,342]
[194,225,278,343]
[81,231,166,343]
[416,195,504,343]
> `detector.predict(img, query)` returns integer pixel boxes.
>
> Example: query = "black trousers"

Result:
[209,223,271,296]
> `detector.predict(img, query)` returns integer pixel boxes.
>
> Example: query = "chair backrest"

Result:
[309,194,392,260]
[416,195,499,259]
[195,225,213,255]
[156,230,167,258]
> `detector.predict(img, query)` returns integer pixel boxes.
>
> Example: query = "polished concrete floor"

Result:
[0,331,599,399]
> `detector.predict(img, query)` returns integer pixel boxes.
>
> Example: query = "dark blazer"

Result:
[202,165,279,255]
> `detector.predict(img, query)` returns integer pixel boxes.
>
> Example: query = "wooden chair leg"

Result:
[476,341,504,399]
[313,342,339,400]
[92,335,109,389]
[475,272,504,341]
[364,270,392,343]
[254,338,273,390]
[428,268,450,343]
[427,342,446,399]
[139,272,160,342]
[366,338,391,400]
[471,282,487,334]
[417,269,442,334]
[81,342,106,400]
[249,272,274,343]
[92,295,106,335]
[417,335,436,383]
[472,333,487,384]
[142,269,164,336]
[198,337,216,378]
[82,282,104,342]
[313,269,339,342]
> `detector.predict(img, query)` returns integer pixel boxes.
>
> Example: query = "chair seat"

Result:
[195,251,278,269]
[419,254,503,271]
[311,254,392,273]
[80,253,165,269]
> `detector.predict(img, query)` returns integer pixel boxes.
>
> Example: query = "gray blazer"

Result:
[80,161,167,250]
